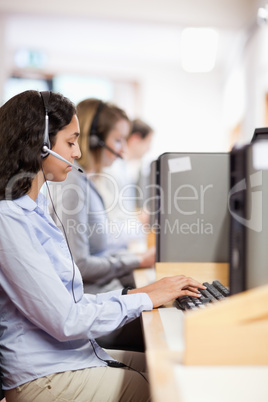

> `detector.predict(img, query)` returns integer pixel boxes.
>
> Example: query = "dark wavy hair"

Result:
[0,90,76,200]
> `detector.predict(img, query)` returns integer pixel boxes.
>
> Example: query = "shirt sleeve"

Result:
[49,173,141,286]
[0,211,152,343]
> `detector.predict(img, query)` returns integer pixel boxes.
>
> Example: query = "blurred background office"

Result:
[1,0,268,164]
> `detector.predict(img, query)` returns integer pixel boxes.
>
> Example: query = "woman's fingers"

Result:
[135,275,208,308]
[174,276,205,290]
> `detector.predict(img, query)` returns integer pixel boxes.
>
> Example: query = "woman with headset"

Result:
[0,90,205,402]
[49,98,155,295]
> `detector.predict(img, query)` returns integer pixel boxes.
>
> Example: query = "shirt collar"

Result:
[14,192,48,212]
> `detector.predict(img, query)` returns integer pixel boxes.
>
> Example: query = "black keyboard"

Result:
[175,280,230,311]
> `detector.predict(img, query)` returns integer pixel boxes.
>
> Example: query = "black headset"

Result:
[39,91,83,172]
[88,100,122,159]
[40,91,51,159]
[89,101,105,149]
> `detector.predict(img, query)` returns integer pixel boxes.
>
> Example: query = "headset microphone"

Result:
[90,135,123,159]
[42,146,83,173]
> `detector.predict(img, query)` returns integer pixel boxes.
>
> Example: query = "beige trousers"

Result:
[5,350,150,402]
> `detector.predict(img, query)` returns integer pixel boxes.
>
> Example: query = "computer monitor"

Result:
[251,127,268,142]
[156,152,230,263]
[146,160,159,228]
[229,141,268,294]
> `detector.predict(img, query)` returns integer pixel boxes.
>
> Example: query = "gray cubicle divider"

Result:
[156,152,230,263]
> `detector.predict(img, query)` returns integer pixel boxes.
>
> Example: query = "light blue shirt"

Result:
[0,193,152,390]
[49,168,141,294]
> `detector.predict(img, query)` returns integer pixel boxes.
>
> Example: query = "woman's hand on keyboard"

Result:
[129,275,206,308]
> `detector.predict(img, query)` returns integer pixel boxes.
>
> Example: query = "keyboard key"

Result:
[212,280,230,297]
[190,297,206,308]
[175,296,197,310]
[203,282,225,300]
[198,294,210,304]
[199,287,217,302]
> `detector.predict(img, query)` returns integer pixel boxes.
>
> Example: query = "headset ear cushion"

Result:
[89,135,101,149]
[89,101,104,148]
[41,144,49,159]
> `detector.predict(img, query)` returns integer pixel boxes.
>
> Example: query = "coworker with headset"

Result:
[95,118,154,248]
[49,98,155,295]
[0,90,205,402]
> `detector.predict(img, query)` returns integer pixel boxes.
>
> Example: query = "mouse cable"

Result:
[89,340,149,383]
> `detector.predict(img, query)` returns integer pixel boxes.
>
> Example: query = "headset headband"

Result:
[90,101,104,138]
[40,91,50,114]
[40,91,51,157]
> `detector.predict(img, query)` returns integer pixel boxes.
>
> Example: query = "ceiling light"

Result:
[257,6,268,25]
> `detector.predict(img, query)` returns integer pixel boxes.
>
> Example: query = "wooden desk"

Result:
[134,268,268,402]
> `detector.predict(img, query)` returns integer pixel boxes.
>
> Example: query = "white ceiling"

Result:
[0,0,263,78]
[0,0,260,29]
[0,0,266,153]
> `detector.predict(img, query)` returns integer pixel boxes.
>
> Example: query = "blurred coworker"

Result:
[50,99,155,295]
[94,118,154,249]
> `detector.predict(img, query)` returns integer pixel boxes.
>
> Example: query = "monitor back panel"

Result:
[246,165,268,290]
[147,160,159,228]
[156,152,229,262]
[229,142,268,293]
